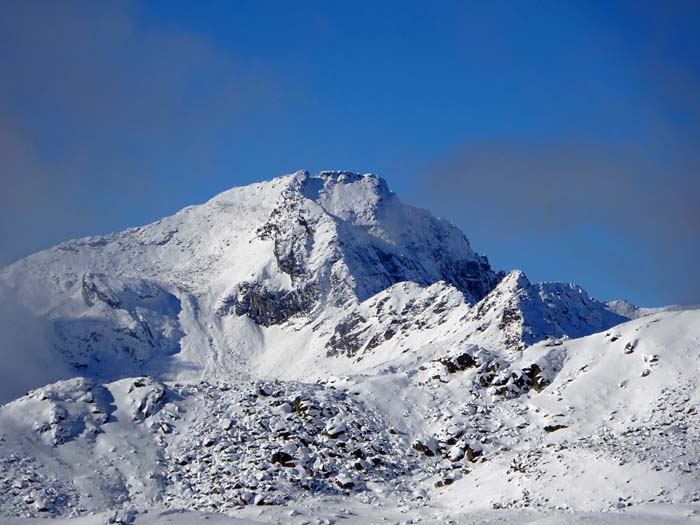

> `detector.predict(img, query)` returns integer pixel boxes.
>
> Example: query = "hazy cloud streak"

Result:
[0,0,276,265]
[419,136,700,304]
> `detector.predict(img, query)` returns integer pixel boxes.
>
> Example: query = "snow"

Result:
[1,171,698,523]
[2,308,698,519]
[4,503,700,524]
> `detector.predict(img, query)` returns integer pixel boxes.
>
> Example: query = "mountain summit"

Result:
[0,171,627,391]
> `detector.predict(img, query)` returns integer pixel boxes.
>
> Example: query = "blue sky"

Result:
[1,0,698,305]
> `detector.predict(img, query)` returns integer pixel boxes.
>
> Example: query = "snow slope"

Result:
[1,310,698,519]
[5,502,700,525]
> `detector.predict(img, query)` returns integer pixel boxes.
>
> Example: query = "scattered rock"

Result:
[544,424,569,433]
[271,451,295,467]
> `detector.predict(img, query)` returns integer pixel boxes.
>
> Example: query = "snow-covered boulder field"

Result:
[1,171,698,523]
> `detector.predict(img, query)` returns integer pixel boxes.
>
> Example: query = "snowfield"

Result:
[4,503,700,525]
[0,171,698,523]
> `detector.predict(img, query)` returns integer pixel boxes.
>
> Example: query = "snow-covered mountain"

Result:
[1,171,698,523]
[0,171,625,393]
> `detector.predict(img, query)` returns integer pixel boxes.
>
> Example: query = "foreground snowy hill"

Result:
[1,309,698,520]
[0,171,697,522]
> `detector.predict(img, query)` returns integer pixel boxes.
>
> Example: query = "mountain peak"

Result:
[292,170,394,223]
[0,169,634,393]
[498,269,531,292]
[315,170,390,193]
[317,170,375,182]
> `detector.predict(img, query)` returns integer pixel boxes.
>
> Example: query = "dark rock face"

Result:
[242,188,330,326]
[341,241,502,305]
[491,363,552,398]
[274,233,308,278]
[326,313,369,357]
[232,282,320,327]
[464,444,483,462]
[441,258,504,305]
[256,190,316,282]
[412,440,436,457]
[270,451,295,467]
[434,351,478,373]
[498,304,525,350]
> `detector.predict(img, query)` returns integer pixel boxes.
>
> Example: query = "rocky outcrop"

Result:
[232,282,320,327]
[461,269,630,352]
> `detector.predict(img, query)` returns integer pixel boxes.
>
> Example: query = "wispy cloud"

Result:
[0,286,73,404]
[425,138,699,235]
[0,0,277,264]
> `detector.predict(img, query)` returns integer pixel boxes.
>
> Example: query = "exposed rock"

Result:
[543,424,569,433]
[326,313,368,357]
[233,282,320,326]
[434,350,477,373]
[412,440,436,457]
[270,451,295,467]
